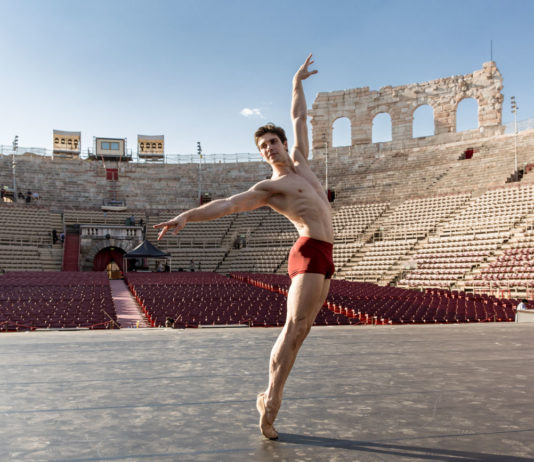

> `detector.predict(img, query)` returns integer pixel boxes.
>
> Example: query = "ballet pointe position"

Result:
[256,392,279,440]
[153,55,333,440]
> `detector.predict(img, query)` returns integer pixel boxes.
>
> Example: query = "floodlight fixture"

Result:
[511,96,519,180]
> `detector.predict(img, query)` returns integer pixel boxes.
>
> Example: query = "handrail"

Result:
[0,145,263,164]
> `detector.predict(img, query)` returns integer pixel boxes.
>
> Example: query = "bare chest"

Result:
[267,173,328,213]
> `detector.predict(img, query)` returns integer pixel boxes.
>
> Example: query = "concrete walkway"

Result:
[110,279,150,328]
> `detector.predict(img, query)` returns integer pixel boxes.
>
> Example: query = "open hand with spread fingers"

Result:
[153,214,187,240]
[294,53,318,82]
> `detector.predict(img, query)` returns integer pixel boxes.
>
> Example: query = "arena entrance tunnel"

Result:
[93,246,125,279]
[123,240,172,273]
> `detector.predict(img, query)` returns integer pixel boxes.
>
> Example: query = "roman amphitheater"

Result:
[2,61,534,328]
[2,62,534,462]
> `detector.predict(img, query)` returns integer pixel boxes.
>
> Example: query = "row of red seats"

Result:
[0,272,118,331]
[232,273,518,324]
[0,271,110,286]
[126,272,355,327]
[475,248,534,285]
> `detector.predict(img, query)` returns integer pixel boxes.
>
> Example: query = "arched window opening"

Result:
[456,98,479,132]
[93,246,125,273]
[332,117,351,147]
[372,113,392,143]
[413,105,435,138]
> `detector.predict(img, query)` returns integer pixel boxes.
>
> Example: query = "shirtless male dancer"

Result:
[154,54,334,440]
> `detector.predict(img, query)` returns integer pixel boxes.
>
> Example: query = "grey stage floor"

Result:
[1,324,534,462]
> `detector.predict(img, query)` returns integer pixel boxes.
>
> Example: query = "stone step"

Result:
[110,279,151,328]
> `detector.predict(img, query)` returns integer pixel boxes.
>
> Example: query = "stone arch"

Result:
[332,117,352,147]
[85,239,139,271]
[93,246,126,272]
[456,97,479,132]
[372,112,392,143]
[412,104,435,138]
[309,62,503,150]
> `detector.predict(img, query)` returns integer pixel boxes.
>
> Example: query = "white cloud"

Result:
[240,107,264,118]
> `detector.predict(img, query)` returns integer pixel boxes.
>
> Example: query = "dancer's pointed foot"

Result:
[256,392,279,440]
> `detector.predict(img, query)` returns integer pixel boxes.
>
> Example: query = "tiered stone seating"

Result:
[332,241,365,273]
[146,212,234,248]
[511,220,534,249]
[428,139,527,196]
[167,248,227,272]
[333,202,389,241]
[63,209,146,225]
[334,194,471,281]
[218,208,270,248]
[37,247,64,271]
[217,247,290,273]
[247,210,297,246]
[380,194,470,240]
[473,248,534,288]
[1,126,534,299]
[0,203,63,271]
[399,184,534,289]
[440,184,534,236]
[0,204,58,245]
[400,245,490,289]
[326,128,534,208]
[0,245,42,272]
[0,154,271,210]
[333,160,453,205]
[346,239,418,282]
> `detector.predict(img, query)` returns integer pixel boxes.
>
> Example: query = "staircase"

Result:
[39,246,63,271]
[335,206,395,279]
[110,280,150,328]
[62,225,80,271]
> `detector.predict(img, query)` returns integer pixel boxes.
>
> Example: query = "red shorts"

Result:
[288,237,335,280]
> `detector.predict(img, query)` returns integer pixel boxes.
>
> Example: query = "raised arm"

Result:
[153,182,271,240]
[291,54,317,162]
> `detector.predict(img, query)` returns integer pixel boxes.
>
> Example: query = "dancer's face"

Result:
[257,133,289,165]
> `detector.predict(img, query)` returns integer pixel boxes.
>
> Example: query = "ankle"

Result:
[264,392,281,412]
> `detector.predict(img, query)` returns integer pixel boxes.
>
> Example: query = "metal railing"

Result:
[0,145,264,164]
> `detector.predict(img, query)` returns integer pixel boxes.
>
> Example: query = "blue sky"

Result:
[1,0,533,155]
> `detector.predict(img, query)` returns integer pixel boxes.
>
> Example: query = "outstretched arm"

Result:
[291,54,317,162]
[153,183,271,240]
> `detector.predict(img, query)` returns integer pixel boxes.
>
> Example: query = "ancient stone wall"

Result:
[0,154,272,211]
[309,62,504,151]
[3,128,534,211]
[0,62,527,212]
[79,225,143,271]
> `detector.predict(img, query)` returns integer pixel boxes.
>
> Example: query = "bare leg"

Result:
[257,273,330,439]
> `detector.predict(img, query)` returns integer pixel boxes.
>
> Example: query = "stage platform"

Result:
[1,324,533,461]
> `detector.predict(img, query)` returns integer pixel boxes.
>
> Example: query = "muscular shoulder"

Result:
[250,179,277,193]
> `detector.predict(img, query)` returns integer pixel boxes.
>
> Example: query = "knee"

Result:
[286,318,312,346]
